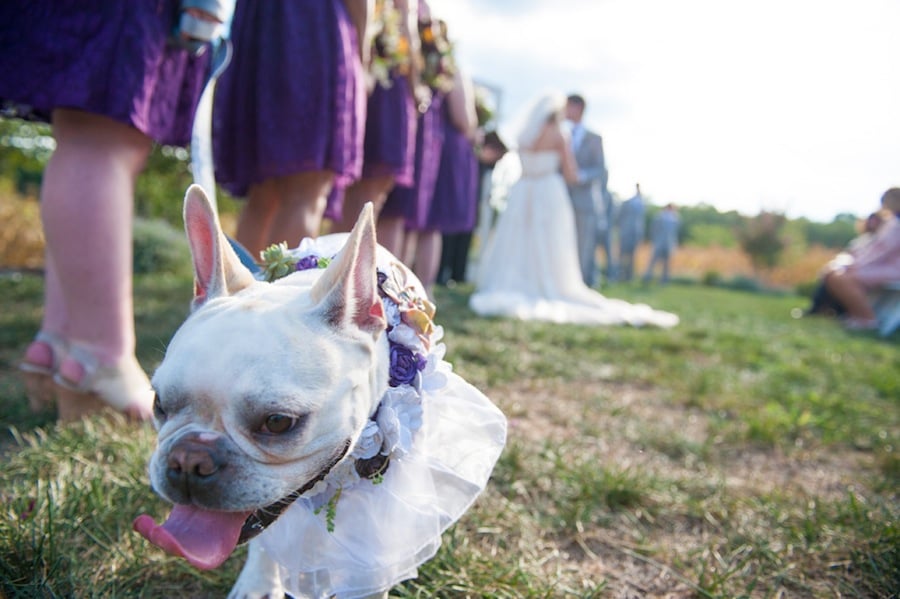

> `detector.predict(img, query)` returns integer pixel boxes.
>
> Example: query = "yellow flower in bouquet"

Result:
[370,0,412,88]
[418,18,456,94]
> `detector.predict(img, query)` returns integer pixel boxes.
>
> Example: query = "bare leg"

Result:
[22,252,67,369]
[38,109,154,420]
[236,179,280,258]
[401,228,419,268]
[377,215,407,258]
[268,171,334,244]
[20,252,68,411]
[335,174,395,232]
[239,171,334,254]
[42,109,151,365]
[412,229,442,298]
[824,270,876,320]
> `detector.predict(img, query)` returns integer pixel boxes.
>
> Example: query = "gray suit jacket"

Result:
[618,194,645,251]
[650,210,680,252]
[567,129,608,224]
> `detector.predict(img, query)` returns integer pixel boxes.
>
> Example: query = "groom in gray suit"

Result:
[565,94,609,287]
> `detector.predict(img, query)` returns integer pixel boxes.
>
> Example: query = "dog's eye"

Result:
[261,414,297,435]
[152,393,166,421]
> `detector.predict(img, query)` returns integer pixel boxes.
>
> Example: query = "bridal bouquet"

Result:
[370,0,411,89]
[418,18,456,94]
[474,86,496,129]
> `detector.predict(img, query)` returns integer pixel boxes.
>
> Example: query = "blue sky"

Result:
[429,0,900,222]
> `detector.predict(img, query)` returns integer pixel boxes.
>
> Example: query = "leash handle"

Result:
[190,38,232,214]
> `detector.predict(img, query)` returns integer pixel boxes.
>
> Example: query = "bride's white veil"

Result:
[509,91,567,150]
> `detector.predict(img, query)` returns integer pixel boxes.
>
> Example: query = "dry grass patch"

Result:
[482,376,892,598]
[0,191,44,270]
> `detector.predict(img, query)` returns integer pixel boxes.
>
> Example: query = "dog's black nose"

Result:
[165,437,226,498]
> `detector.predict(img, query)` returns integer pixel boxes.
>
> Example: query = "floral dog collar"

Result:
[259,241,446,530]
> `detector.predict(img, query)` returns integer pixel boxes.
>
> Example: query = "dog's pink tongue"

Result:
[133,505,252,570]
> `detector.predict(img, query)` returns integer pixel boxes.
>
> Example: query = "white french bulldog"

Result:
[134,185,506,599]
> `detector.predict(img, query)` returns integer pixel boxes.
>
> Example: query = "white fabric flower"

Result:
[351,421,384,460]
[383,300,402,327]
[421,343,450,392]
[377,386,423,456]
[325,459,361,491]
[291,237,318,258]
[304,478,329,499]
[388,323,425,354]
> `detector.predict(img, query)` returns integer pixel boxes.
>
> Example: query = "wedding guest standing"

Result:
[643,203,680,284]
[565,94,609,287]
[438,127,508,286]
[3,0,230,421]
[213,0,368,256]
[331,0,419,253]
[596,188,618,282]
[419,65,479,296]
[380,5,453,260]
[618,183,646,282]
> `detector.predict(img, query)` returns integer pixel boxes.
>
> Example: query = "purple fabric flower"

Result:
[296,255,319,271]
[389,343,426,386]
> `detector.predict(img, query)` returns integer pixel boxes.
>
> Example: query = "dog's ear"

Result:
[309,203,386,335]
[183,184,255,310]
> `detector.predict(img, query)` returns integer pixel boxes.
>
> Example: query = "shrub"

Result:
[738,211,789,271]
[0,189,44,269]
[132,217,191,275]
[702,270,723,287]
[725,275,762,292]
[794,279,819,298]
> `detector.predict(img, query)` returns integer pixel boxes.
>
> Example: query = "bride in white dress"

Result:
[469,93,678,328]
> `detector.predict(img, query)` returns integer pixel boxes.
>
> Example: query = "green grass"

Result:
[0,272,897,598]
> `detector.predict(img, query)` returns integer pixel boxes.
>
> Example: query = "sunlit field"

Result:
[1,266,896,597]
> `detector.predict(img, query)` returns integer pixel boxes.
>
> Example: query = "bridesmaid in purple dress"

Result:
[428,73,480,292]
[332,0,419,254]
[380,8,455,264]
[380,92,445,261]
[417,67,479,296]
[213,0,368,256]
[1,0,227,421]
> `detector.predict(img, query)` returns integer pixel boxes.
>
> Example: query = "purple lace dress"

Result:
[327,73,417,223]
[0,0,210,146]
[212,0,366,208]
[426,102,479,233]
[363,74,417,187]
[381,93,445,229]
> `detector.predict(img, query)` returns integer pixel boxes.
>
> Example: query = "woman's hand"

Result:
[172,0,234,54]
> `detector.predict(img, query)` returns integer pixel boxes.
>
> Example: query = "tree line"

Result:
[1,118,858,271]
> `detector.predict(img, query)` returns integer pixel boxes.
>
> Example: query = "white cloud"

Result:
[429,0,900,221]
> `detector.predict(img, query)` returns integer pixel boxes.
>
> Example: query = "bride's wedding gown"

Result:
[470,150,678,328]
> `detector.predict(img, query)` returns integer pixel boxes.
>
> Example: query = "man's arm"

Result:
[577,133,607,184]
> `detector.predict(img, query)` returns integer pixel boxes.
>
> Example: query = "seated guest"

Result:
[805,210,890,317]
[823,188,900,330]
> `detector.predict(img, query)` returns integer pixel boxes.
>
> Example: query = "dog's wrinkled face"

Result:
[134,186,388,570]
[150,285,383,510]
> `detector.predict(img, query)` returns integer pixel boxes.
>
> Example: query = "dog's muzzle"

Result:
[237,438,351,544]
